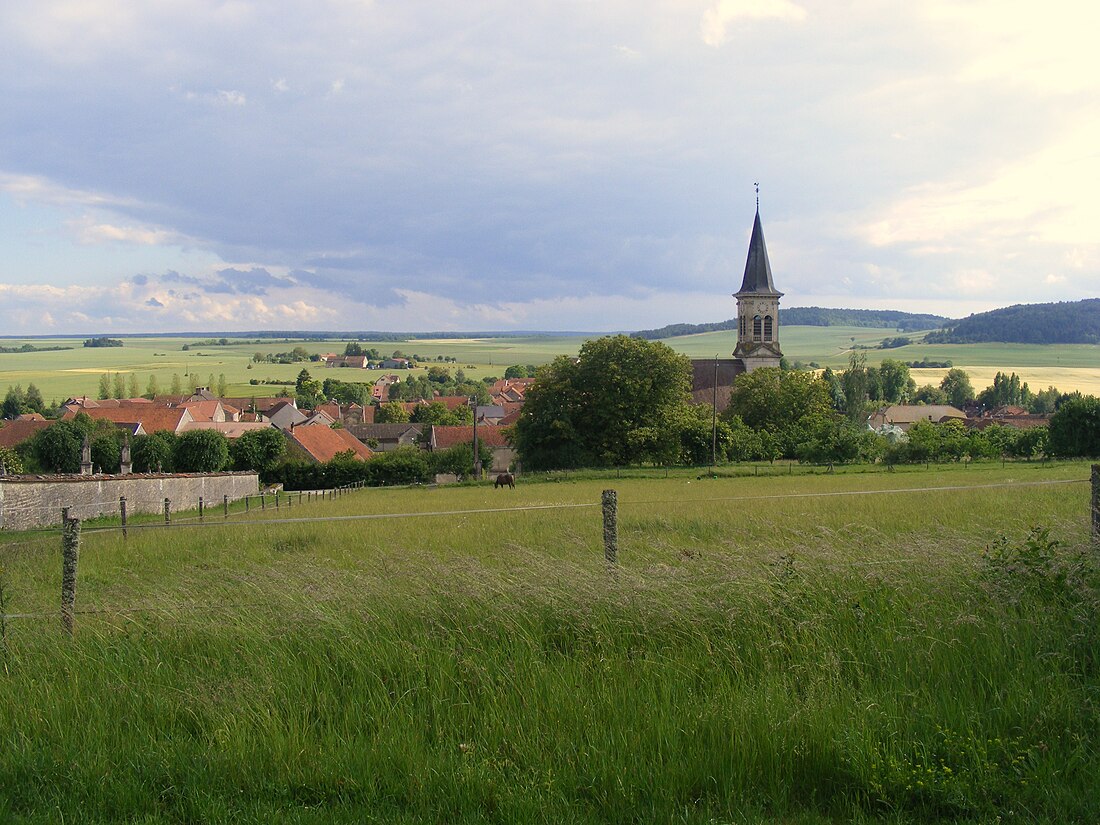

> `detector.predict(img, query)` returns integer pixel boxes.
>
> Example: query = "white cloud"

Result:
[216,89,247,106]
[701,0,806,46]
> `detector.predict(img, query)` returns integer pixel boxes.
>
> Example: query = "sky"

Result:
[0,0,1097,335]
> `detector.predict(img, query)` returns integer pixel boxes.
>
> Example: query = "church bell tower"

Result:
[732,194,783,372]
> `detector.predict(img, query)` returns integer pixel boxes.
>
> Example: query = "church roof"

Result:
[735,210,782,297]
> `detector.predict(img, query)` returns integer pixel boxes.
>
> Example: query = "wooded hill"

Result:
[631,307,950,340]
[924,298,1100,345]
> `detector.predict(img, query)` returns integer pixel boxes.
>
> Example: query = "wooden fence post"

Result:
[1092,464,1099,544]
[245,495,250,513]
[119,496,127,539]
[261,494,266,510]
[164,498,171,525]
[61,517,80,636]
[602,489,618,566]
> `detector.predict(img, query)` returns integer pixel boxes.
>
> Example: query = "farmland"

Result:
[1,462,1097,822]
[3,327,1100,402]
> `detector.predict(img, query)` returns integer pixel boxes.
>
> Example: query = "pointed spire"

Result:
[735,203,781,297]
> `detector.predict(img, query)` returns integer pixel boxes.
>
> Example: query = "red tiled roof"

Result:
[431,425,510,450]
[287,426,373,463]
[178,400,222,421]
[62,406,191,433]
[0,419,51,448]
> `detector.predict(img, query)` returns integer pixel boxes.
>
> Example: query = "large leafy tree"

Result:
[133,431,177,472]
[1047,395,1100,457]
[513,335,692,470]
[723,367,834,457]
[940,368,974,408]
[174,430,230,472]
[31,420,86,473]
[230,428,287,472]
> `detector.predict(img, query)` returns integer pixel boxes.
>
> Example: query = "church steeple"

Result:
[735,209,781,297]
[732,192,783,371]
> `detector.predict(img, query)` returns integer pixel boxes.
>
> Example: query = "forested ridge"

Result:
[925,298,1100,344]
[632,307,950,339]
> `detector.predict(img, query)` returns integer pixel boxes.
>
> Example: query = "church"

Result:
[690,204,783,409]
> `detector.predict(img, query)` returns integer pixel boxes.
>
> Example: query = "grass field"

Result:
[3,328,1100,402]
[1,462,1097,823]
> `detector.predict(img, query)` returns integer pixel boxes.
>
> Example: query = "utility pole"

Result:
[470,395,481,480]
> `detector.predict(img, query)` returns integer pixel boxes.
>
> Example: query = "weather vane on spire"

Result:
[754,181,760,210]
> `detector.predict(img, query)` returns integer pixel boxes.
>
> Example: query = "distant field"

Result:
[2,328,1099,401]
[660,328,1100,395]
[1,464,1096,822]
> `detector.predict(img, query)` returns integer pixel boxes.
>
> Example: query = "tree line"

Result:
[511,336,1100,471]
[924,298,1100,344]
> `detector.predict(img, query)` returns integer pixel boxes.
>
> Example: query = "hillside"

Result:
[925,298,1100,344]
[631,307,949,340]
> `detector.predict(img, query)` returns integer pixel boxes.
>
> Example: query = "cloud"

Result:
[701,0,807,46]
[0,2,1094,332]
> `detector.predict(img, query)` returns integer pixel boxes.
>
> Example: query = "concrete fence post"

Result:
[261,494,266,510]
[199,496,204,521]
[223,494,229,519]
[119,496,127,539]
[275,492,280,510]
[602,489,618,566]
[1092,464,1099,544]
[61,517,80,636]
[245,495,250,513]
[164,498,171,525]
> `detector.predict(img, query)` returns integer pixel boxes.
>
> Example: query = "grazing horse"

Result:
[494,472,515,489]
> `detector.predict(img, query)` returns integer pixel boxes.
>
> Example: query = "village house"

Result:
[428,425,514,473]
[868,404,967,432]
[348,423,425,452]
[284,424,373,464]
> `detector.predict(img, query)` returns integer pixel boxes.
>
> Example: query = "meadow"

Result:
[1,462,1097,823]
[3,327,1100,402]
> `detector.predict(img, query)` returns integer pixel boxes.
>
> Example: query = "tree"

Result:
[877,359,913,404]
[174,430,229,472]
[295,369,324,409]
[170,374,182,395]
[112,372,126,399]
[513,335,691,470]
[217,374,229,397]
[0,445,25,474]
[145,375,160,399]
[912,384,948,405]
[133,431,177,472]
[940,368,974,408]
[98,373,111,400]
[127,373,140,399]
[31,421,85,473]
[410,402,471,426]
[24,384,45,415]
[91,434,121,473]
[724,367,834,458]
[1047,395,1100,457]
[230,428,286,472]
[375,402,411,423]
[2,385,25,419]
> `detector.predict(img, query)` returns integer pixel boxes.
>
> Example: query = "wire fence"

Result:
[2,469,1097,629]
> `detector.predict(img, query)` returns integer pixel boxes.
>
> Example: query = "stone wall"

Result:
[0,472,259,531]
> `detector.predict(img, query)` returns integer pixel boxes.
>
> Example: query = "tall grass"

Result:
[0,465,1097,823]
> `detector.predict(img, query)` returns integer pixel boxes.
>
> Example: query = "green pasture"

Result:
[3,329,1100,402]
[1,463,1097,823]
